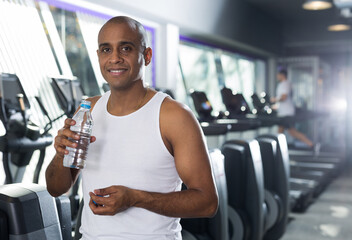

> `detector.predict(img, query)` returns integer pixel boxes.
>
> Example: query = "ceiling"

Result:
[246,0,342,23]
[246,0,352,56]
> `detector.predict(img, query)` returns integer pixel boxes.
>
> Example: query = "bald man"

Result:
[46,16,218,239]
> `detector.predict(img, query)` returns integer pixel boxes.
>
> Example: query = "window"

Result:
[179,42,225,113]
[221,53,241,94]
[49,6,99,96]
[177,39,266,115]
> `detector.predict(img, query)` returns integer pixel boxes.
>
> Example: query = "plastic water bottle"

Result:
[63,100,93,169]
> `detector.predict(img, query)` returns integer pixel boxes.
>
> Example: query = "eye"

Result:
[101,47,111,53]
[121,46,131,52]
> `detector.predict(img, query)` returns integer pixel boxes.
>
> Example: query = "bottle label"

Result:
[81,104,91,109]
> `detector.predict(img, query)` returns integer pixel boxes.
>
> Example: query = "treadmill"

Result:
[220,88,281,127]
[190,90,261,134]
[190,89,313,211]
[251,91,339,195]
[220,88,329,211]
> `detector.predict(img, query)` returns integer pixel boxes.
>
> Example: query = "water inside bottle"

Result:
[64,131,91,169]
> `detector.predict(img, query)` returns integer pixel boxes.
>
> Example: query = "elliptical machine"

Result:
[0,73,72,240]
[0,73,53,184]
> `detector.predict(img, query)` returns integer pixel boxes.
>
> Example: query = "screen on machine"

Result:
[52,78,73,102]
[0,73,30,111]
[70,80,84,109]
[51,77,75,113]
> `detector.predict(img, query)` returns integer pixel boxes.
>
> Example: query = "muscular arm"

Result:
[278,94,288,102]
[89,98,218,218]
[271,94,288,103]
[45,120,81,197]
[46,96,100,197]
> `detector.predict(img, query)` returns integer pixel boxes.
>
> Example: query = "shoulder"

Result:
[160,96,201,137]
[279,81,290,89]
[159,96,205,151]
[284,81,292,89]
[283,80,290,86]
[160,97,196,122]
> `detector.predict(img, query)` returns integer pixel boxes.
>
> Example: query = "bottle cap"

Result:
[80,100,91,109]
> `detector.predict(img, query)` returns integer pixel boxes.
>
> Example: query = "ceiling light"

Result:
[303,0,333,10]
[328,24,351,31]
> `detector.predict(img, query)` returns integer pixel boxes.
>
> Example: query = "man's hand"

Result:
[54,118,96,157]
[89,186,136,215]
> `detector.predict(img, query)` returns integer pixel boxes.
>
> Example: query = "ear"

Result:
[144,47,153,66]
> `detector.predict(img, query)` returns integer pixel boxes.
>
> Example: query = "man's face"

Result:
[97,22,151,90]
[277,73,285,82]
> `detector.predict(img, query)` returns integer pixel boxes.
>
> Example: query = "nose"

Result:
[109,49,123,64]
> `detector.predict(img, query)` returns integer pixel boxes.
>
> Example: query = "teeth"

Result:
[110,69,124,73]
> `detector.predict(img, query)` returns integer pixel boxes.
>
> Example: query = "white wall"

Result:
[83,0,227,35]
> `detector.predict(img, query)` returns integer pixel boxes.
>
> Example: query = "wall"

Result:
[80,0,283,56]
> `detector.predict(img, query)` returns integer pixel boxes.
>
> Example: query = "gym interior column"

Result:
[346,49,352,168]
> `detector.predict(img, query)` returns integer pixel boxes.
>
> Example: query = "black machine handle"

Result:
[0,97,8,131]
[34,96,53,135]
[16,94,28,136]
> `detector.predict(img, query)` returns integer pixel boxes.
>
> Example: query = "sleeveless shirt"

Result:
[80,91,182,240]
[276,80,295,117]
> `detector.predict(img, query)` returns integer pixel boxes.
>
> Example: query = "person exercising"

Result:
[46,16,218,240]
[271,69,315,148]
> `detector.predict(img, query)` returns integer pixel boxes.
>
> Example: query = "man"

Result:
[46,16,218,239]
[271,69,314,148]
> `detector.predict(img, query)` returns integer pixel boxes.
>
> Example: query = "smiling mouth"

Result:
[108,69,126,73]
[107,69,128,76]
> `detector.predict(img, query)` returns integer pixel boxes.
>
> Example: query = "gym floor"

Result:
[282,167,352,240]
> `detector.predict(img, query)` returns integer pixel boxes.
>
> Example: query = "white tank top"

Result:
[80,91,182,240]
[276,80,295,117]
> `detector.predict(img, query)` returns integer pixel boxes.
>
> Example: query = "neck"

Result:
[107,80,148,116]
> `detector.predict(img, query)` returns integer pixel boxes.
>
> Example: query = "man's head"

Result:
[97,16,152,90]
[277,69,287,82]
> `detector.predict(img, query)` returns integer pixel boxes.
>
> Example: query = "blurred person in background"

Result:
[271,69,318,150]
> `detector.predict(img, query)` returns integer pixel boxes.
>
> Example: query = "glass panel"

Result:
[238,58,255,106]
[289,65,314,110]
[221,53,241,94]
[175,64,188,106]
[179,43,225,112]
[178,41,265,114]
[254,59,266,94]
[38,1,73,76]
[75,12,106,91]
[49,6,99,96]
[221,53,256,108]
[144,29,154,87]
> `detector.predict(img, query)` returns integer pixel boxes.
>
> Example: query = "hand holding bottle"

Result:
[54,118,96,157]
[62,100,94,169]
